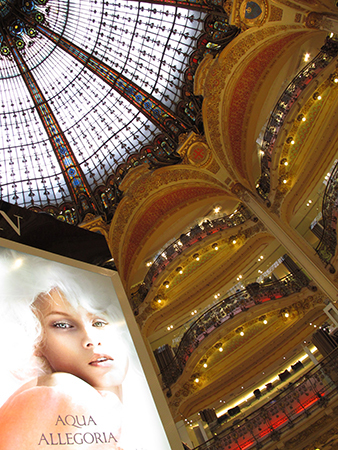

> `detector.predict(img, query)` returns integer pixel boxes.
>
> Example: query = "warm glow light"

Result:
[194,378,199,383]
[203,363,208,368]
[285,313,289,318]
[13,258,23,269]
[283,179,287,184]
[232,239,237,244]
[240,331,244,336]
[304,53,310,62]
[302,117,306,122]
[157,299,162,304]
[219,347,223,352]
[263,320,268,325]
[214,206,221,213]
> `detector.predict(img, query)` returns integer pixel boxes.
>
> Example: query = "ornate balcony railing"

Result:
[315,160,338,270]
[193,348,338,450]
[256,36,338,199]
[131,205,252,311]
[159,272,310,388]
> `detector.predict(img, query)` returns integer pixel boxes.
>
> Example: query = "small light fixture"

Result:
[193,253,200,261]
[203,363,208,368]
[176,266,183,274]
[194,378,199,383]
[284,312,289,318]
[212,243,219,250]
[219,347,223,352]
[214,206,221,213]
[232,239,237,245]
[163,281,170,288]
[283,179,287,184]
[240,331,244,336]
[263,319,268,325]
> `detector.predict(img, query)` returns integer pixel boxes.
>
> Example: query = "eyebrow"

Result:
[45,311,74,318]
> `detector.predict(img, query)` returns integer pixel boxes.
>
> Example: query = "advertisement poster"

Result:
[0,243,174,450]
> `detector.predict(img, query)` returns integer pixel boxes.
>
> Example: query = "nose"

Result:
[82,328,101,348]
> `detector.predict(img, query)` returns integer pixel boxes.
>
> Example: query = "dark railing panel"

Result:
[256,37,338,199]
[131,205,252,310]
[159,272,310,388]
[316,160,338,268]
[193,348,338,450]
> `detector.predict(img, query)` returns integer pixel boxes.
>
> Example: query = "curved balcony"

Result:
[131,205,253,311]
[256,36,338,199]
[159,272,310,388]
[192,348,338,450]
[316,159,338,270]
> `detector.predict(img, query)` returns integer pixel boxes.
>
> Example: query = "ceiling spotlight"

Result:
[193,253,200,261]
[212,243,219,250]
[163,281,170,288]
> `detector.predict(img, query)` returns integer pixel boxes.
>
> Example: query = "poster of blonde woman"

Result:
[0,242,179,450]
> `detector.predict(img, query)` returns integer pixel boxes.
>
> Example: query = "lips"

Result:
[89,354,114,367]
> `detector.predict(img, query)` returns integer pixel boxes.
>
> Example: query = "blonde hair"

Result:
[0,247,125,405]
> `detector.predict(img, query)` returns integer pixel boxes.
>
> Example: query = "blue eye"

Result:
[53,322,73,329]
[93,320,108,328]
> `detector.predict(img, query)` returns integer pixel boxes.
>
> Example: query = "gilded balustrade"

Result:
[131,205,252,311]
[193,348,338,450]
[159,272,310,388]
[256,37,338,199]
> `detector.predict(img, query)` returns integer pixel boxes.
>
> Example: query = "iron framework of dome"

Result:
[0,0,239,224]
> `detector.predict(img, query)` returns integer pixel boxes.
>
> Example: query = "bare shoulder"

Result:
[38,372,99,397]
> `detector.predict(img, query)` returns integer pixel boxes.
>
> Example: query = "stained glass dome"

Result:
[0,0,237,223]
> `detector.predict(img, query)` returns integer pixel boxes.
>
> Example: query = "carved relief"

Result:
[204,25,303,182]
[269,5,283,22]
[110,167,227,270]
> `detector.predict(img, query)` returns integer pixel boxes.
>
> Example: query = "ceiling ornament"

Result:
[0,0,48,56]
[0,0,240,224]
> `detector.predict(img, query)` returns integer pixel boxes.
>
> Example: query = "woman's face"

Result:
[35,289,129,393]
